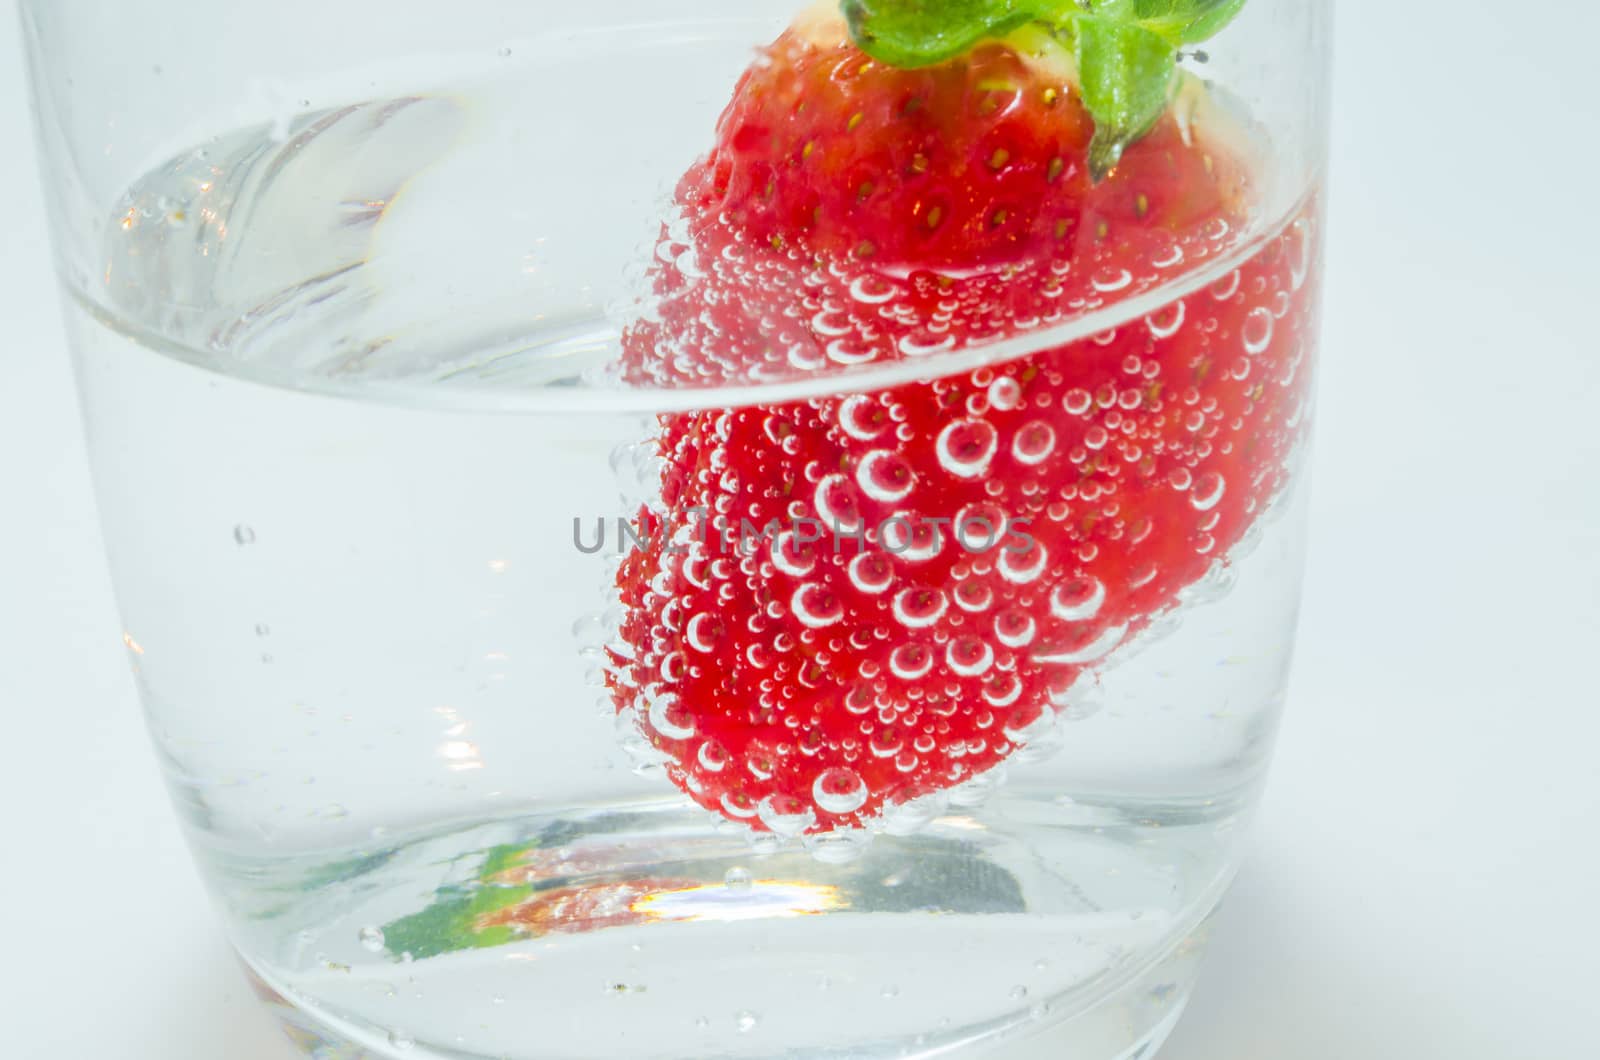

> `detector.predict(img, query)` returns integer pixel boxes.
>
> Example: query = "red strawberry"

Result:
[608,17,1320,836]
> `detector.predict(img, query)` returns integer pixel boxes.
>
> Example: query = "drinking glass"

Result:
[21,1,1329,1056]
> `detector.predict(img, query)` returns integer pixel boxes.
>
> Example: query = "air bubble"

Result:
[685,612,721,653]
[675,248,705,280]
[792,584,845,629]
[758,794,817,836]
[724,867,753,890]
[1091,267,1133,293]
[890,643,934,680]
[997,542,1048,585]
[1012,421,1057,465]
[994,609,1038,648]
[358,926,386,953]
[811,308,853,338]
[1152,242,1185,268]
[870,727,905,759]
[619,709,671,774]
[937,420,999,479]
[1191,471,1226,511]
[945,637,995,677]
[1034,624,1128,666]
[1209,270,1241,301]
[1180,561,1237,605]
[813,767,868,815]
[987,377,1022,411]
[388,1030,415,1051]
[839,395,888,441]
[1289,219,1313,291]
[1241,307,1274,355]
[892,588,948,629]
[850,275,899,304]
[770,532,817,577]
[233,525,256,546]
[857,450,915,503]
[982,673,1023,707]
[883,790,949,836]
[952,579,994,612]
[1050,577,1106,622]
[736,1011,760,1034]
[898,332,957,357]
[698,740,729,772]
[881,518,942,562]
[747,832,782,856]
[1008,710,1066,763]
[815,474,864,532]
[949,766,1007,808]
[1147,301,1186,339]
[803,828,872,863]
[571,613,607,647]
[826,337,877,366]
[647,692,695,741]
[848,554,894,594]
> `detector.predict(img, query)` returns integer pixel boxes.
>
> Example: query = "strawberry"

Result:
[607,5,1319,836]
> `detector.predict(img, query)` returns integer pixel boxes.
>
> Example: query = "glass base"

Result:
[246,907,1209,1060]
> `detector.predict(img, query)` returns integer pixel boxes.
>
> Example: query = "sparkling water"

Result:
[65,35,1314,1060]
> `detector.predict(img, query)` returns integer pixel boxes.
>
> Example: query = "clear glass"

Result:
[21,2,1328,1057]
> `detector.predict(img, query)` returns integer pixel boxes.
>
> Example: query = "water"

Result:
[65,32,1317,1060]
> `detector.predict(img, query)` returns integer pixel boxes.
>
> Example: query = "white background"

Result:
[3,2,1598,1057]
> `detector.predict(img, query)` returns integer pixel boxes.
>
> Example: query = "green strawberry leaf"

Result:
[1131,0,1248,45]
[1071,15,1177,179]
[840,0,1043,69]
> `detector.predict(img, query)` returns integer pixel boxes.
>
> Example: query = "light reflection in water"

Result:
[632,881,845,924]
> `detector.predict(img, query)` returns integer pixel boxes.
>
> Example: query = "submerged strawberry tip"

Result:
[605,2,1315,837]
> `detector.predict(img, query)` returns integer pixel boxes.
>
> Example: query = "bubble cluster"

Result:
[606,152,1321,843]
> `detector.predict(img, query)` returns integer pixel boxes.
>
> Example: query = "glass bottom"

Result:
[215,788,1244,1059]
[245,904,1209,1059]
